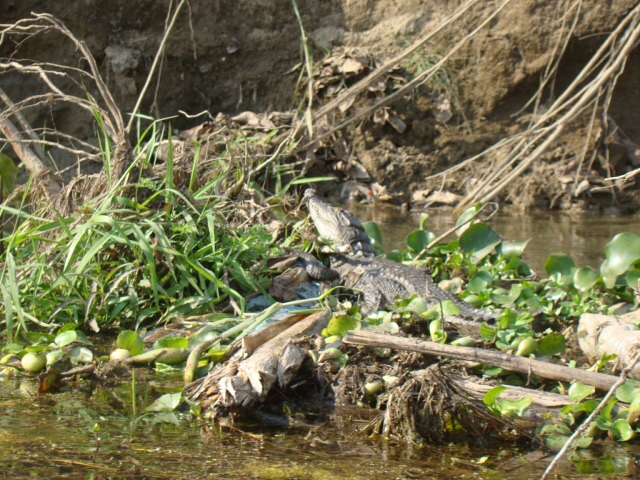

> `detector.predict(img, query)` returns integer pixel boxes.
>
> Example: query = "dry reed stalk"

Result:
[126,0,188,134]
[451,3,640,211]
[0,3,188,208]
[312,0,482,122]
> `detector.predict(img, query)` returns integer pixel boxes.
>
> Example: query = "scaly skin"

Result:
[303,188,496,320]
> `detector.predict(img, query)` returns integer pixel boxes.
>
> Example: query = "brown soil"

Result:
[2,0,639,211]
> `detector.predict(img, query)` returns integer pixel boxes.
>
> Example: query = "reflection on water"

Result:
[1,377,635,479]
[349,203,640,272]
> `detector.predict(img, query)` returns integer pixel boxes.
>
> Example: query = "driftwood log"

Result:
[578,311,640,379]
[343,330,622,391]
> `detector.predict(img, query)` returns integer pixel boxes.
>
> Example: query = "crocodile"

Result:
[302,188,496,321]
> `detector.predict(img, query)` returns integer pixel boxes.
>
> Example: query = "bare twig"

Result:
[32,13,125,136]
[0,89,62,201]
[305,0,512,148]
[452,4,640,210]
[414,202,498,261]
[540,349,640,480]
[312,0,481,122]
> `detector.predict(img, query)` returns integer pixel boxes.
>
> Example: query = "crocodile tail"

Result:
[425,276,497,321]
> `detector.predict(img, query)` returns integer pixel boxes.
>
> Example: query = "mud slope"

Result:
[1,0,638,210]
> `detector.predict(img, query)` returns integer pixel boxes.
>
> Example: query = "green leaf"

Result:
[463,294,483,306]
[146,392,182,412]
[483,385,507,406]
[450,336,474,347]
[497,396,532,417]
[492,284,523,306]
[623,269,640,290]
[363,221,384,253]
[626,396,640,424]
[601,397,618,421]
[0,152,18,198]
[600,233,640,288]
[568,382,595,403]
[326,315,359,336]
[455,204,482,236]
[117,330,144,355]
[497,240,530,258]
[537,332,566,356]
[429,318,446,343]
[479,322,498,341]
[467,270,494,294]
[615,380,640,403]
[541,423,572,436]
[418,213,429,231]
[54,330,78,347]
[70,346,93,365]
[405,229,430,253]
[459,223,501,264]
[3,343,23,353]
[573,267,599,291]
[440,300,460,316]
[54,330,91,347]
[612,419,634,441]
[545,433,592,452]
[157,336,189,349]
[401,296,428,315]
[46,350,65,366]
[544,253,576,285]
[386,250,403,262]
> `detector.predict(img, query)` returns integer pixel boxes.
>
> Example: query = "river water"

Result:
[2,210,640,478]
[352,205,640,273]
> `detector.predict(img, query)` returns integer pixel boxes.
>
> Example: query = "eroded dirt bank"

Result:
[1,0,639,211]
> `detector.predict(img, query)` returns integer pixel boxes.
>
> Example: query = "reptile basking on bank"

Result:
[301,188,497,321]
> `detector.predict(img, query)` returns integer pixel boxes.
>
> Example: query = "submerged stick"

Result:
[343,330,621,391]
[540,350,640,480]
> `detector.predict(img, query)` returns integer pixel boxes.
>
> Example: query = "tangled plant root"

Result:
[371,365,524,444]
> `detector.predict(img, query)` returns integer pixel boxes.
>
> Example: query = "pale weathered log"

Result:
[187,310,330,409]
[578,313,640,379]
[452,377,572,407]
[0,86,62,202]
[343,330,621,391]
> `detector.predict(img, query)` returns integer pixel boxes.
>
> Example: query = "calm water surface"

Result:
[2,376,638,479]
[351,204,640,272]
[3,210,640,478]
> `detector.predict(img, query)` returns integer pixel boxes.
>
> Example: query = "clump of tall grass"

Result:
[0,123,282,343]
[0,11,331,345]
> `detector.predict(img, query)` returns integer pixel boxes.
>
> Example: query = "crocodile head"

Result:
[303,188,373,254]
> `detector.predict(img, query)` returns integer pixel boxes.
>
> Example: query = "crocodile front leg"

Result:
[294,251,340,281]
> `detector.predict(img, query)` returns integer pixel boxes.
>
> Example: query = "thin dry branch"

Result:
[0,13,131,199]
[0,86,62,202]
[312,0,482,122]
[0,85,44,150]
[31,13,125,136]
